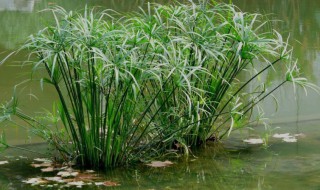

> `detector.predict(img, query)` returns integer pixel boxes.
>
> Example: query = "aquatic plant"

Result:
[0,1,316,169]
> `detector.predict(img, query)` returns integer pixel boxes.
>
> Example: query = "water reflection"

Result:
[0,0,34,12]
[232,0,320,81]
[1,125,320,190]
[0,143,264,190]
[225,0,320,123]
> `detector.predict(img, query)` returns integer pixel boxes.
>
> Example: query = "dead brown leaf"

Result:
[67,181,85,187]
[31,162,52,168]
[146,160,173,168]
[44,176,64,183]
[57,171,72,177]
[22,177,48,185]
[34,158,51,163]
[103,181,120,187]
[76,172,100,181]
[59,171,100,182]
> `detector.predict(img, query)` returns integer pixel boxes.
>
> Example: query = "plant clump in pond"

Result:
[0,1,316,170]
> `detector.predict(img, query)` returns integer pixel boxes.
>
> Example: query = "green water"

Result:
[1,120,320,189]
[1,0,320,189]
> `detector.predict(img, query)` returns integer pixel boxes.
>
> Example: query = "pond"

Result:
[1,0,320,189]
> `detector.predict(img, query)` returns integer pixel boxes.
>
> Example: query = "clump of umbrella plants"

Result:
[0,1,316,170]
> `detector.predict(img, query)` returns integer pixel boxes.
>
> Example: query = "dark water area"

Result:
[1,0,320,189]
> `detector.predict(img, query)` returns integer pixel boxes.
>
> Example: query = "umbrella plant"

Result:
[0,1,316,169]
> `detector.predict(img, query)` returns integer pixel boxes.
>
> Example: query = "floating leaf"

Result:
[44,177,64,183]
[31,162,52,168]
[273,133,290,138]
[76,172,100,181]
[57,166,69,171]
[0,161,9,165]
[57,171,72,177]
[41,167,54,172]
[95,182,104,186]
[23,178,48,185]
[103,181,120,187]
[34,158,51,163]
[294,133,306,138]
[282,137,297,143]
[146,160,173,167]
[71,172,79,177]
[67,181,85,187]
[273,133,298,143]
[243,138,264,144]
